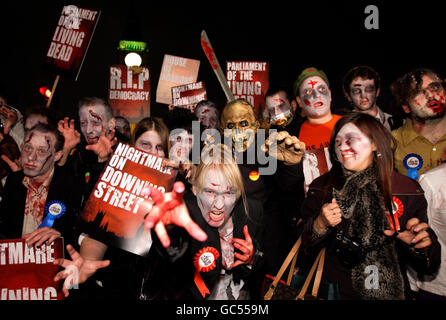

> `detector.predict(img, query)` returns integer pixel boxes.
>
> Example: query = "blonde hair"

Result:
[194,144,249,216]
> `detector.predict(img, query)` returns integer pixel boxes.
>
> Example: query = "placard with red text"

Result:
[0,238,64,300]
[80,143,178,256]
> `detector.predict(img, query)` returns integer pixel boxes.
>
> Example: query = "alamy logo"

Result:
[364,265,379,289]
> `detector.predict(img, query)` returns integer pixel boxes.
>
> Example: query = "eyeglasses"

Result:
[412,81,444,98]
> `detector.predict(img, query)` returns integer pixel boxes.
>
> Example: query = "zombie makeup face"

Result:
[169,128,193,163]
[196,168,237,228]
[221,102,258,153]
[299,76,332,119]
[115,117,131,140]
[265,91,293,127]
[79,104,111,145]
[135,130,165,157]
[348,78,379,112]
[407,74,446,121]
[21,130,59,179]
[197,106,219,129]
[334,123,376,172]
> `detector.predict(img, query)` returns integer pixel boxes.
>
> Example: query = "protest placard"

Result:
[156,54,200,105]
[226,61,269,116]
[80,143,178,256]
[171,81,207,112]
[109,65,150,122]
[0,238,64,300]
[45,5,100,80]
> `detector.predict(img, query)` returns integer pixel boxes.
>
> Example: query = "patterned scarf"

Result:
[333,164,405,299]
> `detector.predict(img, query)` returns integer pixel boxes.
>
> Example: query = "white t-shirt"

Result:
[408,163,446,296]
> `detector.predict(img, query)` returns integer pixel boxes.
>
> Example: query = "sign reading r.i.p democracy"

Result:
[109,65,150,122]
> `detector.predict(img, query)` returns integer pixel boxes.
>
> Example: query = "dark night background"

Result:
[0,0,443,123]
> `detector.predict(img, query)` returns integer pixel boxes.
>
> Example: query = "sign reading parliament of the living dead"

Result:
[80,143,178,256]
[171,81,207,112]
[226,61,269,116]
[45,5,100,80]
[0,238,64,300]
[109,65,150,122]
[156,54,200,105]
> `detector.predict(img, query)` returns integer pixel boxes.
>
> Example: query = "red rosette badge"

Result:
[386,196,404,231]
[193,247,220,297]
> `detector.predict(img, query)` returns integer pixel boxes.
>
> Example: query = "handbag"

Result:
[263,236,333,300]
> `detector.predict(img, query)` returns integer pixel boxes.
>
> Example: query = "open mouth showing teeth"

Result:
[209,211,224,221]
[342,153,356,160]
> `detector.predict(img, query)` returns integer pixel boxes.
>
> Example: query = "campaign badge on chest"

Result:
[403,153,423,180]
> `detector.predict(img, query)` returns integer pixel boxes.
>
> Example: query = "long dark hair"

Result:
[327,112,396,209]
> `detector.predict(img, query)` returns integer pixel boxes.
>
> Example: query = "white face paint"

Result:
[197,168,237,229]
[79,105,108,145]
[135,130,165,157]
[169,129,193,163]
[21,130,59,179]
[265,92,293,126]
[334,123,375,172]
[349,78,378,112]
[299,76,331,119]
[408,74,446,120]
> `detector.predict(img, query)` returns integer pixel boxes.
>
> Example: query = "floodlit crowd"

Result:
[0,65,445,300]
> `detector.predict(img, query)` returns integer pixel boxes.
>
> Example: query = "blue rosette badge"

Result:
[403,153,423,180]
[39,200,66,228]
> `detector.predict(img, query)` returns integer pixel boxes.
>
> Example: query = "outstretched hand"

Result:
[231,225,254,268]
[261,131,305,165]
[1,154,21,172]
[143,181,207,247]
[85,124,117,162]
[53,244,110,297]
[58,117,81,151]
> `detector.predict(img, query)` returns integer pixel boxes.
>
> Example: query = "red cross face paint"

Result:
[21,131,58,179]
[349,78,378,112]
[197,168,237,228]
[135,130,165,157]
[409,74,446,120]
[79,105,108,145]
[299,76,331,119]
[334,123,375,172]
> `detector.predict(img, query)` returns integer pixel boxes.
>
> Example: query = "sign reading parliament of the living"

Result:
[80,143,178,256]
[45,5,100,80]
[226,61,269,116]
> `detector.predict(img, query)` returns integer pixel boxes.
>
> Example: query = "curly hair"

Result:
[390,68,442,107]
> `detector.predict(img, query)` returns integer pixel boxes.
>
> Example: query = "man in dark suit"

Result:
[0,123,81,247]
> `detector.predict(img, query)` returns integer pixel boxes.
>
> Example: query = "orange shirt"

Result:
[299,114,342,151]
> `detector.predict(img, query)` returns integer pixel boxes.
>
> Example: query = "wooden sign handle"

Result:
[46,74,60,108]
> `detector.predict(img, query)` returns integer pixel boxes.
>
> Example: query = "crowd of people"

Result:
[0,65,445,301]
